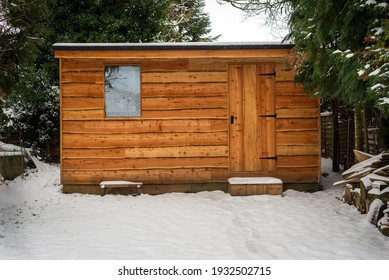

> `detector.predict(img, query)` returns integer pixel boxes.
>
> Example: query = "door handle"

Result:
[230,115,235,124]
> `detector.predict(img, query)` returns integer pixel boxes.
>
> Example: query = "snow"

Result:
[0,141,22,152]
[371,83,385,90]
[381,187,389,195]
[0,159,389,260]
[100,181,143,186]
[0,151,23,156]
[368,188,381,195]
[366,199,384,224]
[379,97,389,105]
[320,111,331,117]
[365,0,377,5]
[368,68,381,76]
[228,177,282,185]
[372,180,387,190]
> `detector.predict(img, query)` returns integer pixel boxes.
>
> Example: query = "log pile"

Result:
[334,150,389,237]
[378,207,389,236]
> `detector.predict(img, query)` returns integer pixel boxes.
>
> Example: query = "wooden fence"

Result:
[321,114,385,169]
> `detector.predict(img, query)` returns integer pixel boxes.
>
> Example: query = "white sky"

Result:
[204,0,287,42]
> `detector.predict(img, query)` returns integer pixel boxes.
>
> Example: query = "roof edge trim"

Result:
[53,42,294,51]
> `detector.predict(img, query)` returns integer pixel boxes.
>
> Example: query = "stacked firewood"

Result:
[378,206,389,236]
[334,150,389,237]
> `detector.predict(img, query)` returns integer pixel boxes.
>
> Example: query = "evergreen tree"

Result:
[48,0,169,43]
[0,0,51,92]
[0,0,171,160]
[159,0,220,42]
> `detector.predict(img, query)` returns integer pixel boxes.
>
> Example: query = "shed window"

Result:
[104,66,140,117]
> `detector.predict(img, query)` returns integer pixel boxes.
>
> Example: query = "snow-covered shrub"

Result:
[0,66,59,161]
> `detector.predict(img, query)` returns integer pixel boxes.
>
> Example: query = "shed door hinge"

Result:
[259,156,277,160]
[258,72,276,77]
[259,113,276,118]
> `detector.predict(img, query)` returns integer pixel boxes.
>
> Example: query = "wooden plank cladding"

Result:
[54,42,320,194]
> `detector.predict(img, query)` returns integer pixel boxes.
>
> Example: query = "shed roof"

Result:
[53,42,294,51]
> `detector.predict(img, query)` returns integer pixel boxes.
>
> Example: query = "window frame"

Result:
[103,64,141,118]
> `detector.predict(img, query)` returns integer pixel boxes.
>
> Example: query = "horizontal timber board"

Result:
[62,97,104,110]
[61,183,228,195]
[62,96,227,111]
[144,108,227,119]
[276,131,319,145]
[276,166,320,182]
[62,148,126,159]
[125,145,228,158]
[62,58,190,72]
[60,58,297,73]
[62,157,228,170]
[276,107,319,119]
[55,49,292,59]
[62,119,228,134]
[61,168,218,185]
[62,109,104,120]
[142,71,227,83]
[62,108,228,120]
[210,168,319,183]
[62,132,228,148]
[275,65,296,82]
[275,82,304,95]
[276,118,319,131]
[277,145,320,156]
[276,96,319,108]
[277,155,320,167]
[62,71,103,83]
[60,167,318,186]
[142,83,227,97]
[64,145,229,160]
[61,83,103,97]
[142,96,227,110]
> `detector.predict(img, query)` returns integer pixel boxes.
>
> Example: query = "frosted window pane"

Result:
[104,66,140,117]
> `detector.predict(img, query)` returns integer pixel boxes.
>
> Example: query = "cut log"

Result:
[382,153,389,160]
[368,174,389,184]
[367,191,381,212]
[371,160,389,168]
[342,153,383,179]
[353,149,374,163]
[378,211,389,237]
[360,175,372,190]
[334,178,360,187]
[373,164,389,176]
[343,184,354,205]
[372,180,388,191]
[380,187,389,203]
[366,199,385,225]
[353,188,361,209]
[359,181,368,214]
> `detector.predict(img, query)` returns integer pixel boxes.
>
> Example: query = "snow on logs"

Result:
[335,151,389,236]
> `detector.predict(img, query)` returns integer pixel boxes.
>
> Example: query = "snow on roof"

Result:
[53,42,294,51]
[0,141,21,152]
[228,177,283,185]
[0,151,23,157]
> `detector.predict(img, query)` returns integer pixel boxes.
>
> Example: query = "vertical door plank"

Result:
[257,64,276,171]
[228,65,243,171]
[243,65,259,171]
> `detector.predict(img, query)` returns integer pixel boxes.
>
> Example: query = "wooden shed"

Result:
[54,42,321,195]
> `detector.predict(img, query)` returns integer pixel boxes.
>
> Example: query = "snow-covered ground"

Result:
[0,159,388,260]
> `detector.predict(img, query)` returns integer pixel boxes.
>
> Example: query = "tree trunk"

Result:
[362,106,369,153]
[332,99,339,172]
[354,102,363,152]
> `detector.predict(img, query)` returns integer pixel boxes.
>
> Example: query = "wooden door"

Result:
[229,64,276,172]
